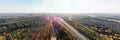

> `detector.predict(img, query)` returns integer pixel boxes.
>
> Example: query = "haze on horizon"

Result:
[0,0,120,13]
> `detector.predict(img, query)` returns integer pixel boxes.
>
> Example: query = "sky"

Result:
[0,0,120,13]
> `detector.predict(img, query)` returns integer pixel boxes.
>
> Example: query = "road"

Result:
[107,19,120,23]
[50,20,57,40]
[47,16,89,40]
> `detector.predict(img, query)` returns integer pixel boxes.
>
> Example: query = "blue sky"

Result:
[0,0,42,7]
[0,0,120,13]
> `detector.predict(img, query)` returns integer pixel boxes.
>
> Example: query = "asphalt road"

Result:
[47,16,89,40]
[53,16,89,40]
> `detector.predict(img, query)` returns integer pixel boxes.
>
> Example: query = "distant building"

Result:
[0,19,6,23]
